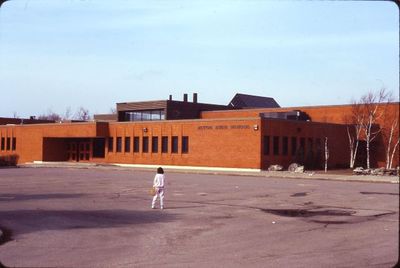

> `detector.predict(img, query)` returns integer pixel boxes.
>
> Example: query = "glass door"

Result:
[67,140,91,162]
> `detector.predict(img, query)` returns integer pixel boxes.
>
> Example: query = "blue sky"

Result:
[0,0,398,118]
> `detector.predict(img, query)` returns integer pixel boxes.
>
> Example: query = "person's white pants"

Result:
[152,188,164,209]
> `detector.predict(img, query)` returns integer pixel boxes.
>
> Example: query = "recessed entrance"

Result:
[66,138,105,162]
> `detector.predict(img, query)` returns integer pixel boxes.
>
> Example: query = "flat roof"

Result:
[202,101,400,114]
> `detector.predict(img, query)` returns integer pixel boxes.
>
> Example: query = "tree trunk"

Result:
[324,137,329,173]
[347,123,362,169]
[353,140,359,168]
[386,130,393,169]
[347,127,354,168]
[389,139,399,169]
[366,139,370,169]
[386,120,398,169]
[349,149,354,169]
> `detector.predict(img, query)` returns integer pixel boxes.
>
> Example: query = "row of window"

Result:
[263,136,322,156]
[0,137,16,151]
[108,136,189,154]
[124,110,166,121]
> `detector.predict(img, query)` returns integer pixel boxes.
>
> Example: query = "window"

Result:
[1,137,4,151]
[134,137,140,152]
[182,136,189,153]
[273,136,279,155]
[142,111,151,121]
[151,110,161,120]
[316,138,322,150]
[93,138,105,158]
[307,138,313,153]
[300,138,305,151]
[116,137,122,152]
[133,112,141,121]
[282,136,288,155]
[263,136,270,155]
[6,137,10,151]
[108,137,114,152]
[291,137,297,156]
[125,137,131,153]
[11,137,16,151]
[124,109,166,121]
[142,137,149,153]
[171,136,178,153]
[162,136,168,153]
[152,137,158,153]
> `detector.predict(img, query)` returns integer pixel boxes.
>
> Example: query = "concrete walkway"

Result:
[20,161,399,184]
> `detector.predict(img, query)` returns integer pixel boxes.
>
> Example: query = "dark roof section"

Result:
[93,113,118,122]
[229,93,280,109]
[0,117,55,125]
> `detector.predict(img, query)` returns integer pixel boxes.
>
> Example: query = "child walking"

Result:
[151,167,165,209]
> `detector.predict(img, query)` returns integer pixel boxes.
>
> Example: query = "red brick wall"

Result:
[261,119,349,169]
[202,103,399,168]
[0,126,43,163]
[0,123,101,164]
[105,119,261,169]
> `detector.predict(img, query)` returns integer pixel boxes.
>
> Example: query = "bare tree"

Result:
[359,88,392,169]
[63,106,73,120]
[109,107,117,114]
[345,101,364,169]
[74,107,91,121]
[12,111,19,119]
[384,109,399,169]
[37,109,62,121]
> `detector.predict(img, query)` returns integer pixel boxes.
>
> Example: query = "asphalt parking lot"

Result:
[0,167,398,267]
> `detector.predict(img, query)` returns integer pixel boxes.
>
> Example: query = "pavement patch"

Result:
[260,208,355,218]
[290,192,308,197]
[360,191,399,196]
[0,226,12,246]
[259,207,396,225]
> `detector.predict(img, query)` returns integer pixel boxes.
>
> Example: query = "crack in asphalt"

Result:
[360,191,399,196]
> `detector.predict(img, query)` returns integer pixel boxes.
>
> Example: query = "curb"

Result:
[18,163,399,184]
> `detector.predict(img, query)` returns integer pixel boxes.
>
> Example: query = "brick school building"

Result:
[0,93,398,171]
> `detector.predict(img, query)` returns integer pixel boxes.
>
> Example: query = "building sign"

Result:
[197,125,251,130]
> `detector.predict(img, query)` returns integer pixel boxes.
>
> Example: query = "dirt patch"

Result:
[0,226,12,246]
[260,208,355,218]
[259,207,396,225]
[291,192,308,197]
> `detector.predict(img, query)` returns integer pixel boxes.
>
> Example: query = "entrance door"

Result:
[67,142,77,161]
[67,141,91,162]
[79,141,91,161]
